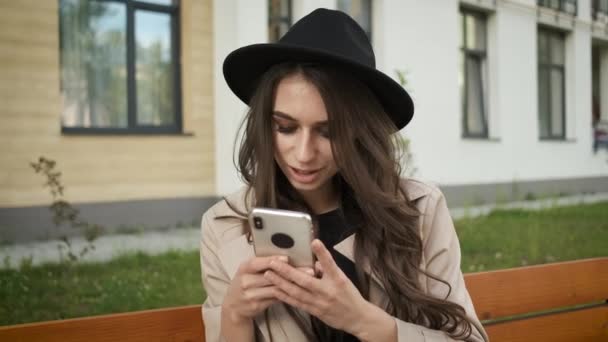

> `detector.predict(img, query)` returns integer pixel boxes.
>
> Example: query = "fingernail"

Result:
[278,256,288,262]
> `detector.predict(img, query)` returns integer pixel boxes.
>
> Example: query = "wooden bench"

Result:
[466,257,608,341]
[1,257,606,341]
[0,305,204,342]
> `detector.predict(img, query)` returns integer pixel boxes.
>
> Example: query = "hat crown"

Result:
[222,8,414,130]
[278,8,375,68]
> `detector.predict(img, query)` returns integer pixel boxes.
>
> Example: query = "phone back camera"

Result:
[271,233,295,249]
[253,216,264,229]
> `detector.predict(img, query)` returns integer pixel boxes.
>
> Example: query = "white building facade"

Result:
[214,0,608,204]
[3,0,607,242]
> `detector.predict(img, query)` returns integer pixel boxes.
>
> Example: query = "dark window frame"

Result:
[537,0,578,16]
[268,0,292,43]
[592,0,608,20]
[59,0,182,135]
[537,27,567,140]
[460,8,489,139]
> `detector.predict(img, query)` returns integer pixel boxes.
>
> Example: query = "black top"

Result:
[315,209,360,342]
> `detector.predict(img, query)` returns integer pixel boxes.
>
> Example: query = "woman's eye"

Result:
[317,127,330,138]
[275,125,296,134]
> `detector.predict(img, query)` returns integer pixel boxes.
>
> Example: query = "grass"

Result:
[456,201,608,272]
[0,250,204,326]
[1,201,607,326]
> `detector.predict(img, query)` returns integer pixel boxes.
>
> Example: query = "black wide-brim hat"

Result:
[223,8,414,130]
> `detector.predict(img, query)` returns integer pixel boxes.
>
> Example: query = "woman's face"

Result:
[272,73,339,205]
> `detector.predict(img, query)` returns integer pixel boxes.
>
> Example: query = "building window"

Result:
[337,0,372,40]
[538,28,566,140]
[459,9,488,138]
[268,0,291,42]
[592,0,608,21]
[59,0,181,133]
[537,0,578,15]
[592,44,608,152]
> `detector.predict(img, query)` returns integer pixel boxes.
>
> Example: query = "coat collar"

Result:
[333,178,430,271]
[214,178,431,281]
[214,178,431,219]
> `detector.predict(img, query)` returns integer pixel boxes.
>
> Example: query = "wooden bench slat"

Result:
[0,305,204,342]
[1,258,607,341]
[485,305,608,342]
[464,257,608,320]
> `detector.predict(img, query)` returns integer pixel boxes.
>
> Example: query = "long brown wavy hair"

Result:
[231,62,475,341]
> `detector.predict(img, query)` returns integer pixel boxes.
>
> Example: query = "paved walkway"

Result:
[0,229,200,269]
[449,192,608,220]
[2,192,607,269]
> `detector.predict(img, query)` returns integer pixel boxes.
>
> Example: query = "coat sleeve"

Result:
[200,208,230,342]
[393,189,489,342]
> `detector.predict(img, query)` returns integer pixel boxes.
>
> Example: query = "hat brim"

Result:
[223,43,414,130]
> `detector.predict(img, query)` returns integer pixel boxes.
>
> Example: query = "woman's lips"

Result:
[289,166,321,184]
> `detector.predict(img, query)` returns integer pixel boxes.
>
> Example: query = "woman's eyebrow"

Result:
[272,111,328,126]
[272,111,296,121]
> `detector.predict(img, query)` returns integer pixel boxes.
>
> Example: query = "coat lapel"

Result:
[214,187,255,279]
[333,179,430,306]
[333,234,383,287]
[217,233,253,279]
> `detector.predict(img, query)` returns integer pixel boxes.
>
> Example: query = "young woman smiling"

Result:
[199,9,489,342]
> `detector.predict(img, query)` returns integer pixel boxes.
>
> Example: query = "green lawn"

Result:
[0,251,204,326]
[456,201,608,272]
[1,201,607,326]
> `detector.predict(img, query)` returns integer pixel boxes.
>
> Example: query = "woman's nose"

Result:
[295,131,316,163]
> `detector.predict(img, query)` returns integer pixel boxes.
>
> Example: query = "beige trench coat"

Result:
[199,179,489,342]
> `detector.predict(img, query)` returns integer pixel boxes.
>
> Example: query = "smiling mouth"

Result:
[290,166,322,176]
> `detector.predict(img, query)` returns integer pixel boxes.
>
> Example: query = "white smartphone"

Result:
[249,207,315,268]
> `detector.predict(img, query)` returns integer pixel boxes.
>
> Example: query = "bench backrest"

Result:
[1,257,606,341]
[466,257,608,341]
[0,305,204,342]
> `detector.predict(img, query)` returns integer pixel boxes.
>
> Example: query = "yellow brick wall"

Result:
[0,0,215,207]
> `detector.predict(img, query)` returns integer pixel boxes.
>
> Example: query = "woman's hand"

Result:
[220,255,314,342]
[221,255,286,325]
[263,239,395,340]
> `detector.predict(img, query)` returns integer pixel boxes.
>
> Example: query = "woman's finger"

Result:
[296,266,315,276]
[314,261,324,277]
[267,259,322,293]
[311,239,340,278]
[255,298,278,312]
[273,287,319,317]
[264,269,317,305]
[241,255,288,274]
[245,285,281,301]
[240,273,274,289]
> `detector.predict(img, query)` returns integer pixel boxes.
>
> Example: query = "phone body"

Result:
[249,207,314,267]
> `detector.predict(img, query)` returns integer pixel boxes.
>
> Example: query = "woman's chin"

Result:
[289,180,322,192]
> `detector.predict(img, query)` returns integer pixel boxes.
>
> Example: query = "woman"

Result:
[200,8,489,342]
